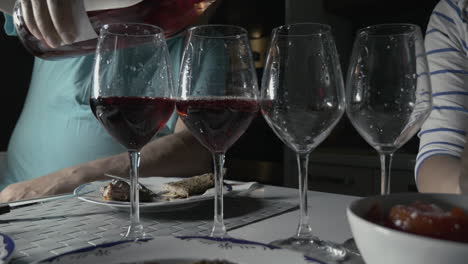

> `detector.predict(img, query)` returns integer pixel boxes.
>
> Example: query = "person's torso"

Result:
[1,36,183,188]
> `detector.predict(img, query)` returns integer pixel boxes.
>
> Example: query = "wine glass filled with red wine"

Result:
[176,25,259,237]
[91,23,175,240]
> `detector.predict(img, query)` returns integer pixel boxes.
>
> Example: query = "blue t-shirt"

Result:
[0,16,183,189]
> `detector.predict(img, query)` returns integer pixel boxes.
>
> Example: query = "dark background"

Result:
[0,0,441,190]
[0,15,33,151]
[211,0,441,186]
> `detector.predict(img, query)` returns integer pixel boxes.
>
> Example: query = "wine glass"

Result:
[91,23,175,240]
[176,25,259,237]
[261,23,346,260]
[346,24,432,195]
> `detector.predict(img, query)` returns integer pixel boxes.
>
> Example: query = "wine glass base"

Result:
[121,225,150,241]
[341,238,365,264]
[342,238,360,256]
[209,231,231,238]
[270,236,347,262]
[210,225,229,238]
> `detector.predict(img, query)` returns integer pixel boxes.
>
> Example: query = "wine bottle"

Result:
[13,0,217,60]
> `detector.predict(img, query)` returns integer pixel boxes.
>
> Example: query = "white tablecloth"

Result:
[231,185,359,244]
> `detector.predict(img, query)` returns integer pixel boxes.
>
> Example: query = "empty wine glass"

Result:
[261,23,346,260]
[346,24,432,195]
[176,25,259,237]
[91,23,175,239]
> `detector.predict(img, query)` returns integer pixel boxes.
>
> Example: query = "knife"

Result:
[0,192,89,215]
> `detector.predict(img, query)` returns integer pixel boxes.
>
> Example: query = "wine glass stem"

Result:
[296,152,313,238]
[380,153,394,195]
[126,150,144,240]
[211,152,227,237]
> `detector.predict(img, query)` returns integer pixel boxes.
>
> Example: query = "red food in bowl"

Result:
[348,193,468,264]
[371,201,468,243]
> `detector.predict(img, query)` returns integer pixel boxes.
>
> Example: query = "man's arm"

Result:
[0,119,212,202]
[139,119,212,177]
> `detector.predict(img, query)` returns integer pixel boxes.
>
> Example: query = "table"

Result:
[0,184,359,263]
[232,186,358,244]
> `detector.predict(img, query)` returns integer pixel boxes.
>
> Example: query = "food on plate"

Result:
[101,180,156,202]
[101,173,216,202]
[366,200,468,243]
[164,173,214,198]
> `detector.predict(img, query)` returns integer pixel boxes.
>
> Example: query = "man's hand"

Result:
[0,154,127,202]
[0,153,128,202]
[0,162,117,202]
[0,0,16,14]
[0,167,83,202]
[20,0,78,48]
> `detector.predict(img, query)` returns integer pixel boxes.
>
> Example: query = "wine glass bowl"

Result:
[91,23,175,239]
[261,23,346,261]
[346,24,432,194]
[176,98,259,154]
[261,23,345,154]
[176,24,259,237]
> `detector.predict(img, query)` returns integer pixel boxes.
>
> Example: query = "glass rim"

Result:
[357,23,420,37]
[100,23,165,37]
[187,24,248,39]
[272,23,332,37]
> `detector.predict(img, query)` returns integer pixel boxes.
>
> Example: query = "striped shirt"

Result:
[416,0,468,183]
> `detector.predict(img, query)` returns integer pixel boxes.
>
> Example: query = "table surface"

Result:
[1,183,359,263]
[232,185,358,244]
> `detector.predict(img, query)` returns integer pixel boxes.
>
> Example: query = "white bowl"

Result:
[347,193,468,264]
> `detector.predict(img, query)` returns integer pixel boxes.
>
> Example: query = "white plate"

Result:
[0,233,14,264]
[37,236,326,264]
[74,177,258,212]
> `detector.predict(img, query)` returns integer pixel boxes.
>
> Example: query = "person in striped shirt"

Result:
[417,0,468,193]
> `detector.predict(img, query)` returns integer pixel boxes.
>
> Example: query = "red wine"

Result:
[15,0,216,59]
[176,97,259,153]
[90,96,175,150]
